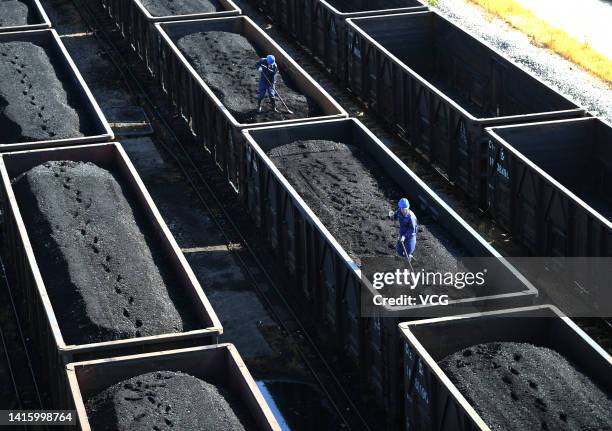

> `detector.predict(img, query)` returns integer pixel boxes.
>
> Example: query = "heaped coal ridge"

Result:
[0,41,90,145]
[439,342,612,431]
[86,371,256,431]
[177,31,313,124]
[13,161,199,345]
[268,140,474,297]
[0,0,32,27]
[140,0,219,17]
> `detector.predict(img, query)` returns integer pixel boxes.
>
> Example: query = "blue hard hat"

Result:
[266,55,276,65]
[398,198,410,209]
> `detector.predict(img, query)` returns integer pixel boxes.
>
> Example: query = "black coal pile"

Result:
[439,342,612,431]
[177,31,313,123]
[0,0,31,27]
[0,41,84,144]
[267,140,467,276]
[325,0,416,13]
[86,371,255,431]
[13,161,199,345]
[140,0,218,17]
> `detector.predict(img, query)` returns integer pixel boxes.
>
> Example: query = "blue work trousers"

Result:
[397,235,416,257]
[258,80,276,100]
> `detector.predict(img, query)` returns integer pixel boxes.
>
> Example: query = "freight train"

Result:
[0,0,610,429]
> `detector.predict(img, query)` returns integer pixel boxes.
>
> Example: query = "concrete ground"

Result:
[121,138,275,359]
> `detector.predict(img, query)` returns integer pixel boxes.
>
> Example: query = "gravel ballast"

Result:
[86,371,255,431]
[267,140,468,280]
[13,161,198,345]
[434,0,611,122]
[0,41,85,144]
[177,31,313,124]
[0,0,31,27]
[325,0,415,13]
[140,0,218,17]
[439,342,612,431]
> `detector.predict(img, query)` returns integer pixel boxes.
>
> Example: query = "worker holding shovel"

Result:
[256,54,279,113]
[388,198,418,260]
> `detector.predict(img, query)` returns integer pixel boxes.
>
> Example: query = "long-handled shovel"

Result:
[261,66,294,115]
[400,237,415,272]
[389,210,416,271]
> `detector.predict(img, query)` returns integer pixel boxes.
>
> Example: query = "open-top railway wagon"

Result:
[346,11,584,206]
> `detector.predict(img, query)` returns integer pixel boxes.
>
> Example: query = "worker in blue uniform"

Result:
[388,198,418,259]
[256,54,279,113]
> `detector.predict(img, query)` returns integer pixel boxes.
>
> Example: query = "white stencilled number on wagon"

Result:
[406,362,413,380]
[488,139,497,153]
[414,377,429,404]
[496,162,509,180]
[405,344,415,361]
[374,317,381,333]
[418,360,425,376]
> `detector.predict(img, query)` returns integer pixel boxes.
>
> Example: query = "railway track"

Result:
[70,0,611,424]
[0,0,607,428]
